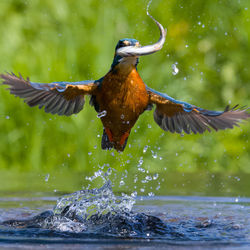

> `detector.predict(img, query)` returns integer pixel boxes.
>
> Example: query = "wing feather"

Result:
[27,91,51,107]
[147,86,249,134]
[177,113,191,134]
[171,115,182,134]
[73,96,84,114]
[1,72,99,116]
[50,97,66,115]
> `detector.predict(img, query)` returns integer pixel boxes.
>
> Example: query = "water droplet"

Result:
[138,157,143,166]
[235,198,239,203]
[145,176,152,181]
[153,173,159,180]
[202,24,205,28]
[147,124,152,129]
[45,174,50,182]
[185,44,189,48]
[198,21,202,25]
[138,167,145,173]
[143,145,149,153]
[140,188,145,193]
[234,176,240,181]
[88,152,92,156]
[97,110,107,118]
[134,176,138,183]
[5,116,10,119]
[151,150,157,159]
[120,180,125,186]
[172,64,179,75]
[148,192,154,197]
[131,191,137,197]
[67,153,70,158]
[120,114,124,119]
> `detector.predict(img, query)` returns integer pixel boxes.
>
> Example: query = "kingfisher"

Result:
[1,13,249,152]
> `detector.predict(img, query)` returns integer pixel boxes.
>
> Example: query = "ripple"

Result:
[0,182,249,246]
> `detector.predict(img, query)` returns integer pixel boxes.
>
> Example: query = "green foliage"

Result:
[0,0,249,174]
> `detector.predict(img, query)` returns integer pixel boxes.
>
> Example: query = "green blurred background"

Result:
[0,0,249,195]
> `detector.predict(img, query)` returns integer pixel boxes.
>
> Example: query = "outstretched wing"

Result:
[1,72,99,116]
[147,87,250,134]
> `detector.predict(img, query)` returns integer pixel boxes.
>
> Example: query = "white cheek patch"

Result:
[119,57,138,66]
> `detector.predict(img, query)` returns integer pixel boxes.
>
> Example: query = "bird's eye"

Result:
[116,40,131,50]
[118,41,130,47]
[119,42,125,47]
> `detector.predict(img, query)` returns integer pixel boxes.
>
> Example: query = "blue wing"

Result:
[147,86,249,134]
[1,72,99,116]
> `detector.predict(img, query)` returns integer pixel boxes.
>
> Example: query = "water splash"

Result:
[172,63,179,75]
[45,174,50,182]
[36,181,174,237]
[2,183,250,243]
[97,110,107,118]
[53,180,135,221]
[143,145,149,153]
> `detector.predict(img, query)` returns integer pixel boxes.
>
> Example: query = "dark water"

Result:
[0,180,250,250]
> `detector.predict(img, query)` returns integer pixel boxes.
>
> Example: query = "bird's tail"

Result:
[101,128,114,150]
[101,128,129,151]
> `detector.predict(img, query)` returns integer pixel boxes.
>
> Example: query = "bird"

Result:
[1,13,249,152]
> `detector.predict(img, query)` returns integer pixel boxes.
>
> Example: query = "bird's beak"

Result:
[135,41,141,47]
[116,13,167,57]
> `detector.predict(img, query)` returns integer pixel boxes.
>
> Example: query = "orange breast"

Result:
[95,67,149,142]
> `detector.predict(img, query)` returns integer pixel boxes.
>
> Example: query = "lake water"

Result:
[0,171,250,249]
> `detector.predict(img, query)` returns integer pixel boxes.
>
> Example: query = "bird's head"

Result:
[111,39,141,69]
[111,13,167,71]
[115,38,141,51]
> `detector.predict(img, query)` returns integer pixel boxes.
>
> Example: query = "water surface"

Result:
[0,173,249,249]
